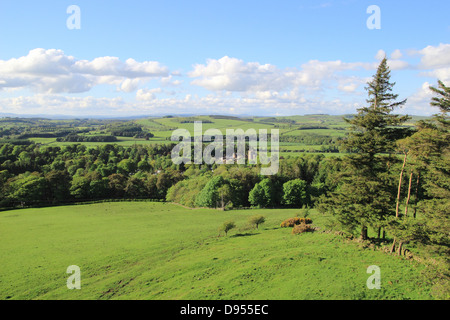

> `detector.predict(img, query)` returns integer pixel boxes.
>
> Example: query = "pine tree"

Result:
[388,80,449,256]
[417,81,449,252]
[430,80,450,127]
[320,57,411,240]
[344,57,410,164]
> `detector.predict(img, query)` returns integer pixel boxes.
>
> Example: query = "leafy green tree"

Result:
[282,179,308,208]
[70,175,90,199]
[17,151,32,168]
[89,177,110,199]
[125,176,146,198]
[156,171,181,199]
[248,178,274,208]
[224,166,260,207]
[195,175,226,208]
[108,173,128,198]
[6,172,47,205]
[117,159,137,175]
[44,170,71,202]
[145,174,159,199]
[137,156,152,172]
[166,174,210,207]
[217,183,233,209]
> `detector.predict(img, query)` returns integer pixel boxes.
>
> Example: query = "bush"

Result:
[292,223,315,235]
[219,220,236,236]
[248,215,266,229]
[280,217,312,228]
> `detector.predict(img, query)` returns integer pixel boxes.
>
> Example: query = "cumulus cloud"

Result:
[189,56,290,92]
[372,49,410,70]
[417,43,450,69]
[408,43,450,83]
[2,44,449,117]
[0,48,169,94]
[391,49,403,60]
[136,88,162,101]
[402,82,438,116]
[375,49,386,61]
[119,78,141,93]
[73,57,168,78]
[189,56,371,95]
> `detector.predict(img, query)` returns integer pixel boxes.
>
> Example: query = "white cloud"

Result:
[0,48,169,94]
[189,56,371,96]
[74,57,168,78]
[387,59,409,70]
[160,75,183,87]
[407,43,450,83]
[189,56,290,92]
[402,82,438,116]
[136,88,162,101]
[119,78,141,93]
[2,45,449,117]
[391,49,403,60]
[375,49,386,61]
[338,82,359,93]
[374,49,409,70]
[417,43,450,69]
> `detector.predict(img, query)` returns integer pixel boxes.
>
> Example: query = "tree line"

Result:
[0,134,348,211]
[166,153,341,209]
[0,143,181,208]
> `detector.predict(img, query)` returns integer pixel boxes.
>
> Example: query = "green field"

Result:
[4,114,430,158]
[0,202,433,300]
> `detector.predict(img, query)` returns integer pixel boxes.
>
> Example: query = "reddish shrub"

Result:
[292,223,314,235]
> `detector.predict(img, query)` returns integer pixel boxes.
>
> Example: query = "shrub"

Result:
[219,220,236,236]
[248,215,266,229]
[292,223,315,235]
[280,217,312,228]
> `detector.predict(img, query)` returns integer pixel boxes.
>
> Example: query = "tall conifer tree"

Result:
[321,57,410,240]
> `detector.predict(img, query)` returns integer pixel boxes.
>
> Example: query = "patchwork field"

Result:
[4,114,429,158]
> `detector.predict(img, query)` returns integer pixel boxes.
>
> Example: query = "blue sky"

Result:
[0,0,449,116]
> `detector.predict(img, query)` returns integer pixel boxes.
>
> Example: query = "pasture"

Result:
[0,202,432,300]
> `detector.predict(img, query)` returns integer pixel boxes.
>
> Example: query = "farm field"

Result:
[0,202,433,300]
[2,114,430,157]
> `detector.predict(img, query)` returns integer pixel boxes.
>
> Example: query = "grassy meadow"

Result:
[0,202,433,300]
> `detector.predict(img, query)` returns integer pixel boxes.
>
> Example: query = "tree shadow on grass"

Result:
[230,232,260,238]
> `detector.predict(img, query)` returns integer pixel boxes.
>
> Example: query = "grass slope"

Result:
[0,202,432,300]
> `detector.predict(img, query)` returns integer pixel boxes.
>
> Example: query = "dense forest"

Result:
[0,140,335,209]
